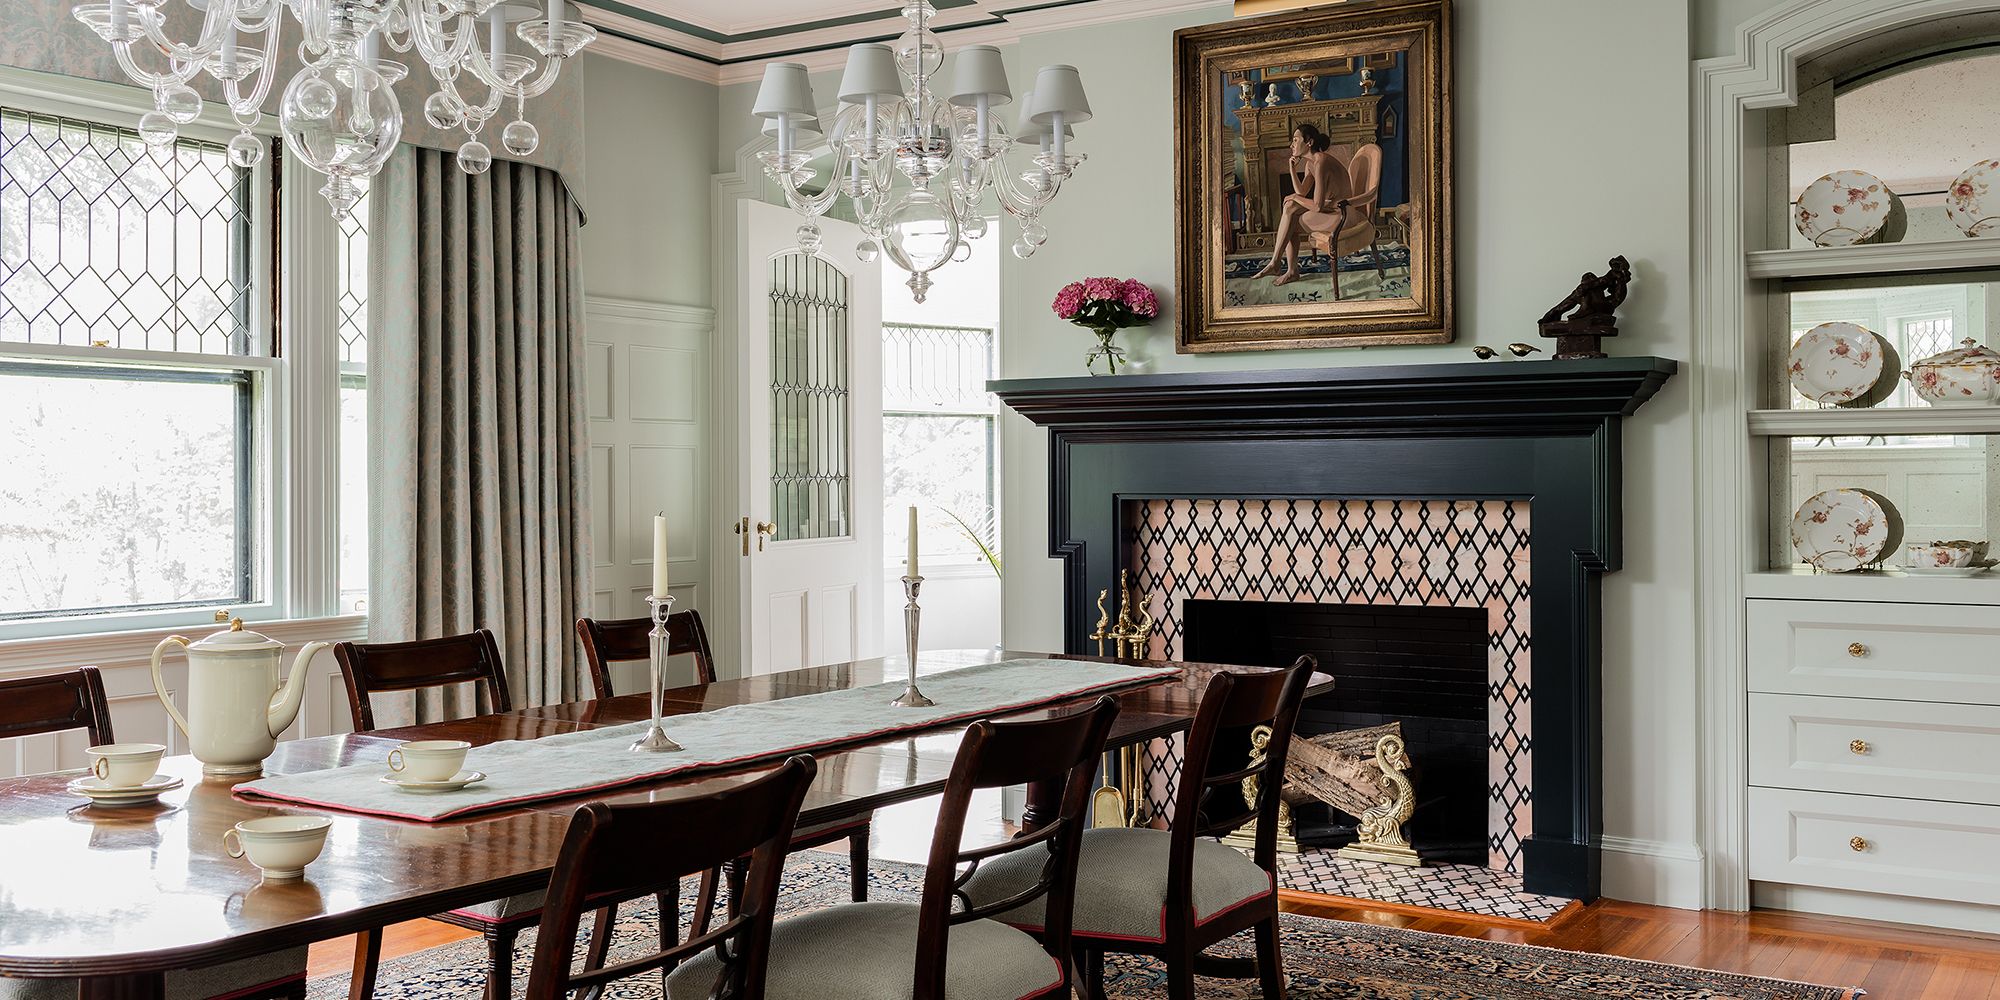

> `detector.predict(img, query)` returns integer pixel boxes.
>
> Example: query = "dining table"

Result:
[0,651,1329,1000]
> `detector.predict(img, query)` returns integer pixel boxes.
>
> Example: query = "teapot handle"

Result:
[150,636,193,738]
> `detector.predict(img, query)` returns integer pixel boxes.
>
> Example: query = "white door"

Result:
[738,200,884,675]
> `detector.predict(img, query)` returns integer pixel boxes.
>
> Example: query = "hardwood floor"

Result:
[306,798,2000,997]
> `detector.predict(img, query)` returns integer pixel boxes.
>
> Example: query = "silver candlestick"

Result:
[890,575,935,708]
[631,594,686,752]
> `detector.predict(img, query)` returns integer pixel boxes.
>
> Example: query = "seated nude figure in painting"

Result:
[1250,123,1352,287]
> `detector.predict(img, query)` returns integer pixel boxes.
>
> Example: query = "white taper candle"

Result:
[651,512,671,597]
[906,505,920,578]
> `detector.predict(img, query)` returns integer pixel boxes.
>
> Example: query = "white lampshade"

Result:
[1027,64,1091,125]
[1014,90,1072,141]
[753,61,817,120]
[948,45,1012,107]
[837,43,901,103]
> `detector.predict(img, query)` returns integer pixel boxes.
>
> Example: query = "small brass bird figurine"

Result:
[1506,343,1542,358]
[1471,346,1497,359]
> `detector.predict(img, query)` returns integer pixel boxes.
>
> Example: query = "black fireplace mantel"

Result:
[991,356,1676,901]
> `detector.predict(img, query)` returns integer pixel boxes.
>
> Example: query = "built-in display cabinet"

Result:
[1701,5,2000,931]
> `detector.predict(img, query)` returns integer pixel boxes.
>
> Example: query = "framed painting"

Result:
[1173,0,1453,352]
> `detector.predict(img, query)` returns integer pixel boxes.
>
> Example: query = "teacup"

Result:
[223,815,332,881]
[86,743,166,788]
[387,740,471,782]
[1906,541,1981,568]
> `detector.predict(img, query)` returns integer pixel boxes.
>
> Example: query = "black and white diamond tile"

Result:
[1276,849,1571,923]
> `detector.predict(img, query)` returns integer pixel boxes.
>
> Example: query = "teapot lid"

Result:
[188,618,284,653]
[1913,338,2000,367]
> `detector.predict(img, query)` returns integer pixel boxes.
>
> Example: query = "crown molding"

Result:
[584,0,1230,84]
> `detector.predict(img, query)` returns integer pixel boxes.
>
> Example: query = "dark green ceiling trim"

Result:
[591,0,982,45]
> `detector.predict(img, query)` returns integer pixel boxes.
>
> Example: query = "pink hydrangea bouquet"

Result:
[1053,277,1157,374]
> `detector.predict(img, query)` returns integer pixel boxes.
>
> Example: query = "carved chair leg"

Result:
[723,856,748,918]
[692,866,721,937]
[1255,913,1285,1000]
[483,925,516,1000]
[1073,947,1106,1000]
[847,827,870,902]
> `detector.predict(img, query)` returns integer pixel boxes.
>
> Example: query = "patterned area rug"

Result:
[311,856,1859,1000]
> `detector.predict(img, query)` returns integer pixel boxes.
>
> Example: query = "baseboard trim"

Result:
[1600,836,1706,910]
[1753,881,2000,937]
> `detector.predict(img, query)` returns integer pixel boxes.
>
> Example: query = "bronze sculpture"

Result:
[1538,255,1632,359]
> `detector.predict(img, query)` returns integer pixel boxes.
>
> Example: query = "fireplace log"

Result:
[1282,723,1403,819]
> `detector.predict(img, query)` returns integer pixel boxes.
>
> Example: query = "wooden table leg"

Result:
[350,927,383,1000]
[1020,777,1063,834]
[79,972,165,1000]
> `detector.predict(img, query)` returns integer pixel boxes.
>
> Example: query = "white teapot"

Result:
[150,619,329,776]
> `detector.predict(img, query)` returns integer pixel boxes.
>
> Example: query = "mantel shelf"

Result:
[1748,406,2000,436]
[1746,239,2000,280]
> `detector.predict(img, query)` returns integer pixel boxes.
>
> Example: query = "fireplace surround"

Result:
[992,357,1675,900]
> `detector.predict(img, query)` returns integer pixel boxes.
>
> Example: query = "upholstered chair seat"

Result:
[961,827,1273,943]
[665,902,1064,1000]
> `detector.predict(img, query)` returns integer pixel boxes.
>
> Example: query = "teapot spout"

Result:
[269,641,332,738]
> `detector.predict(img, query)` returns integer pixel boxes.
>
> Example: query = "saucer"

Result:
[67,773,184,807]
[379,770,487,793]
[1903,564,1990,577]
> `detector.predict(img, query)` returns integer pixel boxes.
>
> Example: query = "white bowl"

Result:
[224,815,332,881]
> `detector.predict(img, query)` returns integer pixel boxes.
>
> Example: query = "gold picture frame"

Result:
[1174,0,1453,353]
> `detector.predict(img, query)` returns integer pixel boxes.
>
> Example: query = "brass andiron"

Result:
[1091,570,1155,659]
[1337,733,1423,866]
[1223,724,1301,854]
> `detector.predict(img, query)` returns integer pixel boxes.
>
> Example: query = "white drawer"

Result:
[1748,599,2000,704]
[1749,693,2000,806]
[1749,787,2000,904]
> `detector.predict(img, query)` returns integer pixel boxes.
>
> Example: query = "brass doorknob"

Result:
[755,521,776,552]
[1847,642,1869,658]
[1849,836,1869,852]
[1849,739,1869,755]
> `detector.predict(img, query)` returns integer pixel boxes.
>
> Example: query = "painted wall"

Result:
[1697,0,1791,60]
[578,54,718,306]
[711,0,1703,906]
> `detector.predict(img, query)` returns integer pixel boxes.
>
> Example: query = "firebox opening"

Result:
[1183,599,1490,866]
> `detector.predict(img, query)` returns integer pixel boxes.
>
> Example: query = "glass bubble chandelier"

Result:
[73,0,595,219]
[751,1,1091,302]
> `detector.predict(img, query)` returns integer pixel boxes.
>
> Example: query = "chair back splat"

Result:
[575,611,718,698]
[0,666,115,746]
[915,695,1121,1000]
[332,629,512,732]
[1174,656,1316,889]
[524,755,817,1000]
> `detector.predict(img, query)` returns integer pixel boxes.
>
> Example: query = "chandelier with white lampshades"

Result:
[751,1,1091,302]
[72,0,595,219]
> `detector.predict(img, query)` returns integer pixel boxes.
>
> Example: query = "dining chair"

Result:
[665,696,1121,1000]
[332,630,526,1000]
[575,612,873,908]
[963,657,1316,1000]
[523,755,818,1000]
[0,667,308,1000]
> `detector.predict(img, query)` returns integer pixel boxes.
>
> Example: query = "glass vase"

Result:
[1083,326,1127,375]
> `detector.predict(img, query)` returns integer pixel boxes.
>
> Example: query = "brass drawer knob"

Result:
[1847,642,1869,658]
[1849,836,1869,852]
[1849,739,1869,755]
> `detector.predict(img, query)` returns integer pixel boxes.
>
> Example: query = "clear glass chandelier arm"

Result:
[113,42,203,90]
[778,143,851,218]
[294,0,330,54]
[223,18,284,114]
[402,0,475,66]
[137,0,238,65]
[988,160,1060,217]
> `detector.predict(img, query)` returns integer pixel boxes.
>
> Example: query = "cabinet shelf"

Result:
[1748,406,2000,436]
[1746,240,2000,280]
[1747,569,2000,605]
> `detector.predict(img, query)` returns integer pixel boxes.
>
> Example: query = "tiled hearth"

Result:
[1126,497,1533,874]
[1275,853,1573,923]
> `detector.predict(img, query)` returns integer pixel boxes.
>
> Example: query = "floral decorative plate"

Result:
[1788,322,1886,405]
[1945,159,2000,238]
[1791,488,1903,572]
[1795,170,1892,247]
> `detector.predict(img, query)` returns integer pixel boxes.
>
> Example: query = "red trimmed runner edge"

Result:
[234,665,1181,823]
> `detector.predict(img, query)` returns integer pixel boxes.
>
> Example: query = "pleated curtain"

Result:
[365,144,592,725]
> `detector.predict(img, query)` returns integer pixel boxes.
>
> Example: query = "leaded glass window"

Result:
[0,106,254,355]
[883,322,997,565]
[770,251,851,541]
